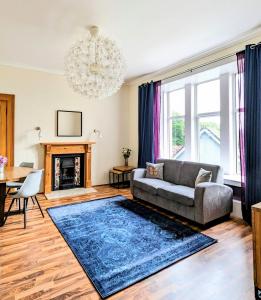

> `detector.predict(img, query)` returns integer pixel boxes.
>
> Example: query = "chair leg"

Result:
[18,198,21,213]
[7,188,11,194]
[31,196,35,205]
[23,198,27,229]
[34,196,44,218]
[4,198,16,224]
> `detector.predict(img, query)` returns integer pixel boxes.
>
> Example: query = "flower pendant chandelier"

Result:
[65,26,125,99]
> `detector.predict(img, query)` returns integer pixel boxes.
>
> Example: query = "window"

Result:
[161,61,238,175]
[196,80,221,165]
[168,89,185,159]
[235,73,244,174]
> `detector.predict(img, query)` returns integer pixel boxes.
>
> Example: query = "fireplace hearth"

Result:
[52,154,84,191]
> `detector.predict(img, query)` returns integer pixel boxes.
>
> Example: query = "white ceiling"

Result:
[0,0,261,80]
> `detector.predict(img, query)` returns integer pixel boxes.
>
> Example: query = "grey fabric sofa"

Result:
[130,159,233,225]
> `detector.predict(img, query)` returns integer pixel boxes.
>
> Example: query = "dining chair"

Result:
[4,169,44,228]
[6,162,34,193]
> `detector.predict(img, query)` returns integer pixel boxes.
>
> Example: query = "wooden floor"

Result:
[0,186,254,300]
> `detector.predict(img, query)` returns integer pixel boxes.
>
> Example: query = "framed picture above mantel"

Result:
[56,110,82,137]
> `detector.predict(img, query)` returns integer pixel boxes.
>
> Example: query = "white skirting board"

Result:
[231,199,243,219]
[45,187,97,200]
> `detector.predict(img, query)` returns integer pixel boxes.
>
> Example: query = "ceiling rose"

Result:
[65,26,126,99]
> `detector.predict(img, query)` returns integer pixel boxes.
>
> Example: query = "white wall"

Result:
[0,65,129,186]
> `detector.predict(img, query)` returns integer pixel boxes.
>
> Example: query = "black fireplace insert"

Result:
[52,154,84,191]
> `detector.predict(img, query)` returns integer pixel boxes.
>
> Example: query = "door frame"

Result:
[0,94,15,166]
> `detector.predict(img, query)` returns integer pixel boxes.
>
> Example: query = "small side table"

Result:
[113,166,135,173]
[109,166,135,188]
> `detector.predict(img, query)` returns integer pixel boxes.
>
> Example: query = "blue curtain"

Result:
[244,44,261,223]
[138,82,154,168]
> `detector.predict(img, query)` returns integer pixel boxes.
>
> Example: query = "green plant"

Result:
[172,118,185,146]
[122,147,132,159]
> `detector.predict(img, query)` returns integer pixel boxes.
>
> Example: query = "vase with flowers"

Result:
[122,148,132,167]
[0,156,8,173]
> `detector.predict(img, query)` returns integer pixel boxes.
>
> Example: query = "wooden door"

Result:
[0,94,14,166]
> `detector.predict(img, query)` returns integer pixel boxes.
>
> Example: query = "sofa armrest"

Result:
[130,168,146,194]
[194,182,233,224]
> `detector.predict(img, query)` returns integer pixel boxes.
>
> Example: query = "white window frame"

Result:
[221,73,235,175]
[232,73,241,175]
[162,69,237,175]
[185,84,194,161]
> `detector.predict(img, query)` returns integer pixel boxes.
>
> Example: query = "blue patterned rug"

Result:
[47,195,216,298]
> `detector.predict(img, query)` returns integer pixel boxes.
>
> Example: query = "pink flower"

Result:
[0,156,8,167]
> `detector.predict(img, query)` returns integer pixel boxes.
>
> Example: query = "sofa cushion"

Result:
[157,159,183,184]
[145,162,164,180]
[179,161,221,188]
[133,178,173,195]
[158,185,195,206]
[195,168,212,186]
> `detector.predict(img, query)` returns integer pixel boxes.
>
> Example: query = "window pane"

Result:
[171,117,186,159]
[235,74,243,174]
[169,89,185,117]
[197,80,220,114]
[236,111,240,174]
[199,116,220,165]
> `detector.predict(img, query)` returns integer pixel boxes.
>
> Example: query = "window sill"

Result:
[224,174,241,187]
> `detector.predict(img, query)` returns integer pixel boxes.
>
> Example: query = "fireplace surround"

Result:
[41,141,95,194]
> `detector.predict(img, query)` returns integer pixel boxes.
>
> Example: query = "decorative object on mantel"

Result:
[122,147,132,166]
[40,141,95,194]
[0,156,8,174]
[65,25,126,99]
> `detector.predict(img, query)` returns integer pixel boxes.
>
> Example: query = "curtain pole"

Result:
[163,53,236,82]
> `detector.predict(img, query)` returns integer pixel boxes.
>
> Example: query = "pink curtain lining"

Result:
[153,81,161,162]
